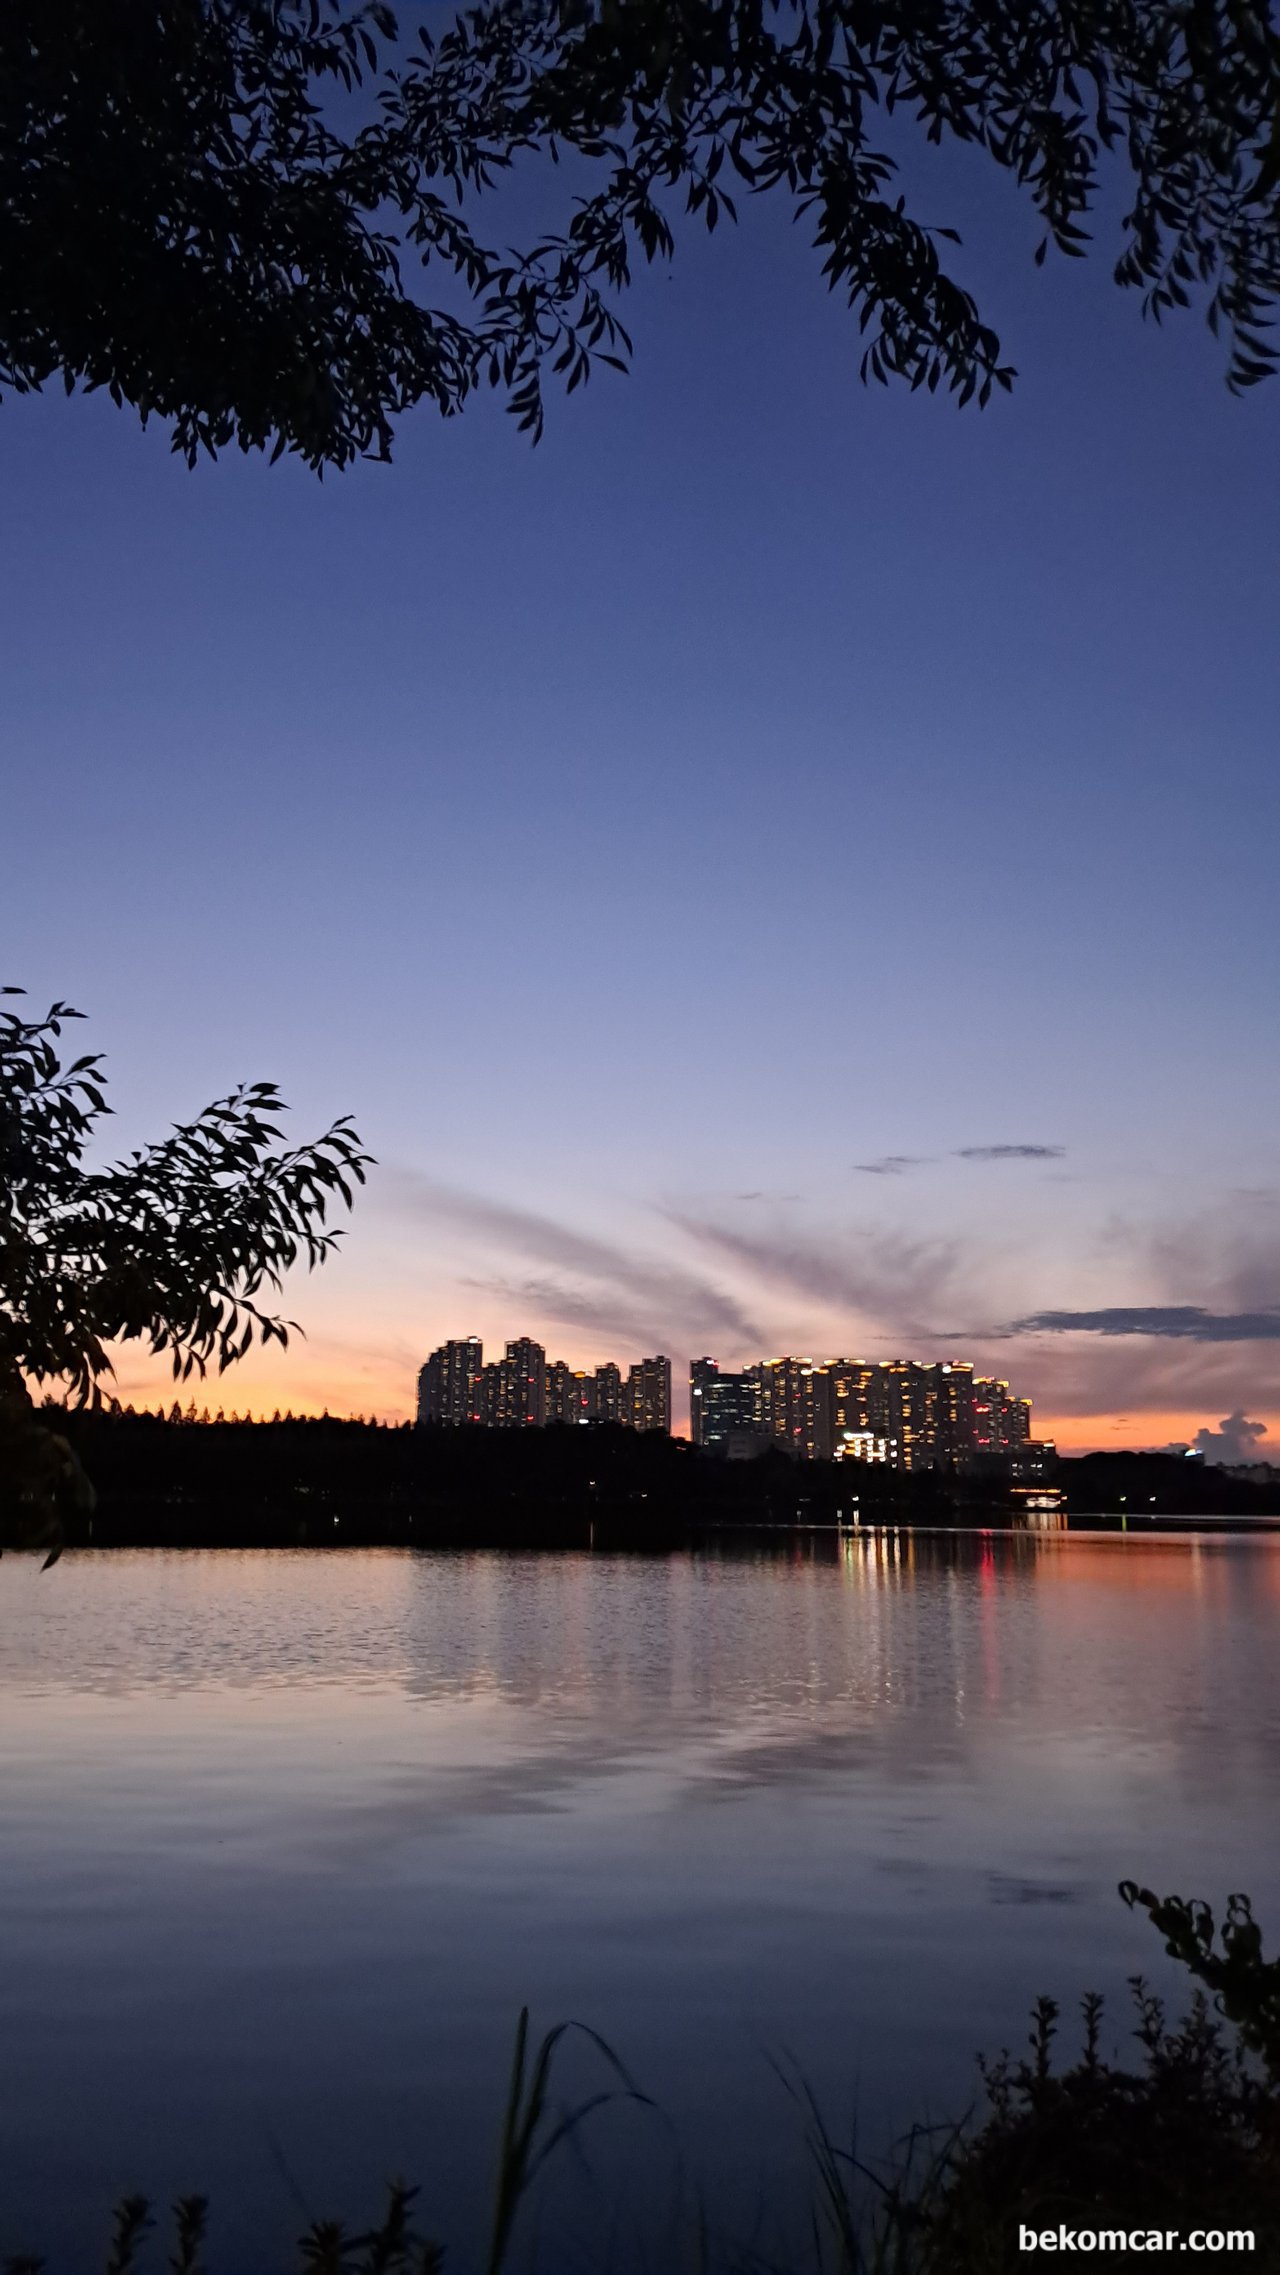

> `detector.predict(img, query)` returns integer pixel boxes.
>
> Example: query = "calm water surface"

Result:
[2,1533,1278,2271]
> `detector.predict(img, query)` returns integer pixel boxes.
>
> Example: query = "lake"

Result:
[2,1533,1278,2272]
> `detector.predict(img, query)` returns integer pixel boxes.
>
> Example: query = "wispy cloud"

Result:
[1004,1306,1280,1342]
[1132,1202,1280,1318]
[997,1194,1280,1414]
[855,1155,931,1176]
[382,1171,763,1355]
[663,1212,963,1340]
[956,1144,1065,1162]
[464,1269,759,1354]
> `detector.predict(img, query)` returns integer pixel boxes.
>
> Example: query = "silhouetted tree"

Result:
[5,0,1280,471]
[0,987,370,1556]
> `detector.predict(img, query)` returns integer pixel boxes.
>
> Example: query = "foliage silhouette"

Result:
[486,2005,654,2275]
[754,1891,1280,2271]
[1120,1881,1280,2086]
[0,989,369,1558]
[905,1938,1280,2270]
[6,1,1280,469]
[294,2178,443,2273]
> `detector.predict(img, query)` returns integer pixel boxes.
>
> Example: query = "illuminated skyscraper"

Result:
[934,1363,976,1466]
[546,1363,596,1424]
[566,1370,595,1423]
[416,1338,484,1426]
[594,1362,624,1424]
[826,1358,977,1470]
[877,1362,939,1471]
[761,1357,832,1460]
[544,1360,573,1424]
[969,1378,1033,1460]
[626,1356,672,1433]
[690,1358,764,1452]
[827,1361,877,1437]
[502,1339,546,1427]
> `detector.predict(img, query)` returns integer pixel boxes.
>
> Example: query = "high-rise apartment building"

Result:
[690,1359,764,1452]
[626,1356,672,1433]
[878,1362,941,1472]
[594,1363,624,1424]
[827,1361,877,1437]
[968,1379,1033,1460]
[502,1339,546,1427]
[544,1360,573,1425]
[416,1360,434,1427]
[826,1358,976,1470]
[417,1338,484,1426]
[934,1363,976,1466]
[566,1370,596,1423]
[761,1357,832,1460]
[545,1364,597,1424]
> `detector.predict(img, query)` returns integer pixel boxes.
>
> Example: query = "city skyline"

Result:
[413,1332,1054,1470]
[78,1185,1279,1458]
[418,1337,673,1435]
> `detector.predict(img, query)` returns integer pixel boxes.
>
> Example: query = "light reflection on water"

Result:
[1,1534,1277,2272]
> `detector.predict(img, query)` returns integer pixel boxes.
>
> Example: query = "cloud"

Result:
[1192,1411,1270,1463]
[464,1269,758,1355]
[1193,1411,1269,1461]
[956,1144,1065,1162]
[1004,1306,1280,1342]
[992,1193,1280,1418]
[382,1171,763,1355]
[663,1212,963,1339]
[855,1155,931,1176]
[988,1334,1280,1429]
[1131,1198,1280,1318]
[854,1145,1065,1171]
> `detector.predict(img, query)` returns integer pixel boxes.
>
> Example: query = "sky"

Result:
[4,81,1279,1451]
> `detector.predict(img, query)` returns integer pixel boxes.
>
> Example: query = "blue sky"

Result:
[4,109,1279,1445]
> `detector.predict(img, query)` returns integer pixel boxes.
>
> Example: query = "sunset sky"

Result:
[4,127,1279,1454]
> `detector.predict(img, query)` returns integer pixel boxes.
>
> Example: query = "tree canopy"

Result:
[4,0,1280,472]
[0,988,370,1553]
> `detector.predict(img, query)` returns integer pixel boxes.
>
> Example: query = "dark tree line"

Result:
[44,1405,957,1546]
[30,1407,1280,1549]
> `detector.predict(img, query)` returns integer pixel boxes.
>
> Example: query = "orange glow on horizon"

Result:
[49,1351,1280,1459]
[98,1347,415,1426]
[1040,1409,1280,1455]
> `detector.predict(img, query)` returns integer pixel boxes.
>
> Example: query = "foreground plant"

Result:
[3,1891,1277,2273]
[0,989,370,1560]
[794,1888,1280,2275]
[0,2010,648,2275]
